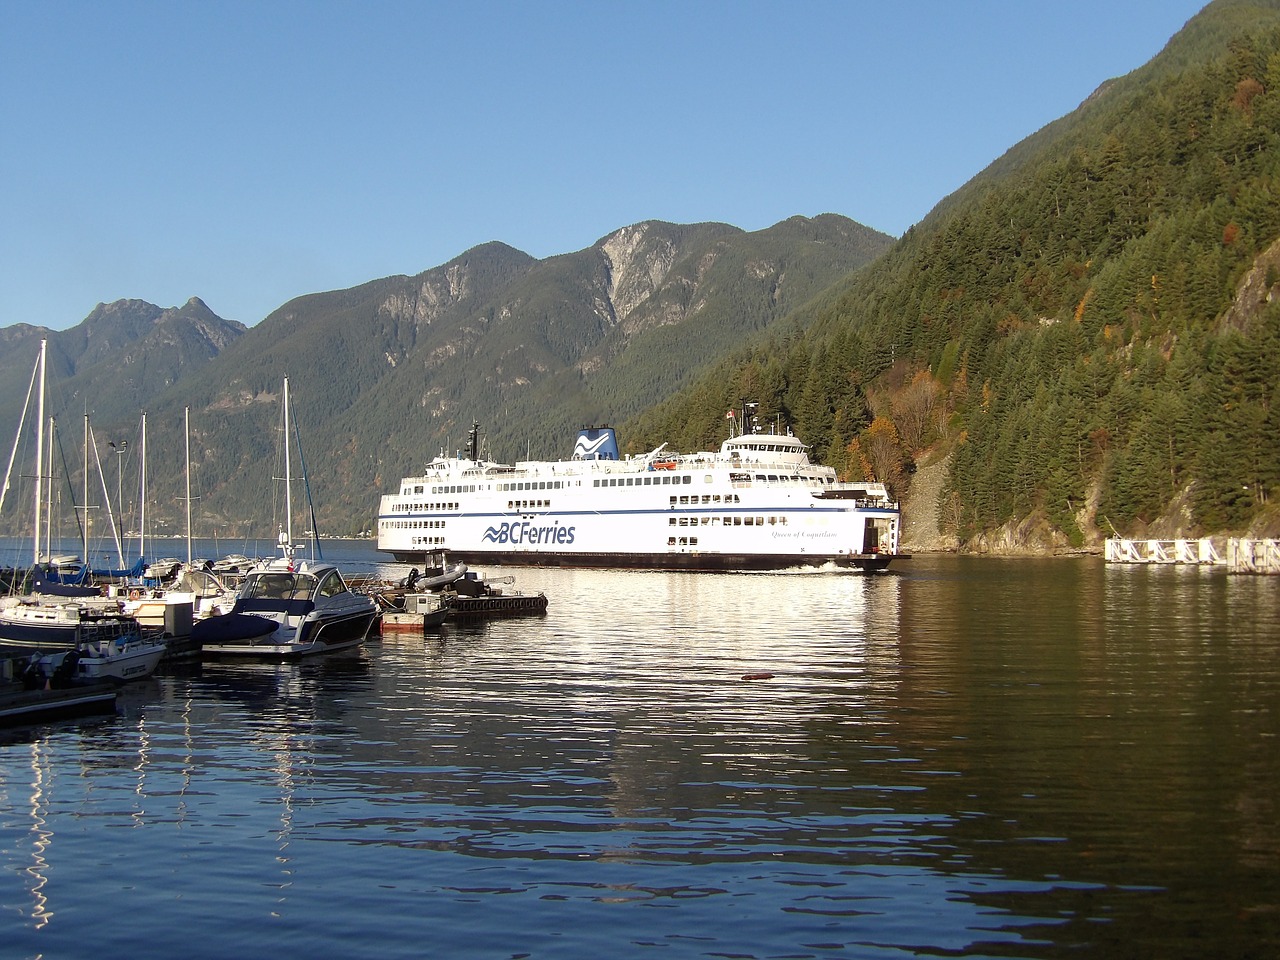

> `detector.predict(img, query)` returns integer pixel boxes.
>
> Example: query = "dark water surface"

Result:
[2,545,1278,958]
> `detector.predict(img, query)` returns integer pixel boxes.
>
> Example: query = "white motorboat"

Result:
[193,538,378,657]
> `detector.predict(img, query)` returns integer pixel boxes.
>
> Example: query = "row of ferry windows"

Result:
[671,515,785,526]
[595,475,691,488]
[386,520,447,529]
[395,502,457,513]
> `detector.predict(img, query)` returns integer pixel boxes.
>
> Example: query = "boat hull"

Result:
[390,548,901,572]
[198,608,378,658]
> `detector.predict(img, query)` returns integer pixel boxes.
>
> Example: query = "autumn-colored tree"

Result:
[858,416,907,496]
[892,369,942,451]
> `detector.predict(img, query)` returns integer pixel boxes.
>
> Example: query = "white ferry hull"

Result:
[378,422,906,573]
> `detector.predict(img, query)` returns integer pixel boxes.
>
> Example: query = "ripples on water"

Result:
[2,549,1279,958]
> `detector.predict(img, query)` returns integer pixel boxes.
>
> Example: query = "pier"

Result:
[1105,537,1280,574]
[1104,538,1222,565]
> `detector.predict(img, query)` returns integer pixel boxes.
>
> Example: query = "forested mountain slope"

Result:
[625,0,1280,550]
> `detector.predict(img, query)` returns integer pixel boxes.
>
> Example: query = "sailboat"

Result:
[0,341,166,681]
[193,379,378,657]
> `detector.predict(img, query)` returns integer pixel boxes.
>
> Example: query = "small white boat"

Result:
[74,632,167,682]
[119,565,238,627]
[210,554,254,575]
[143,558,182,581]
[22,629,167,685]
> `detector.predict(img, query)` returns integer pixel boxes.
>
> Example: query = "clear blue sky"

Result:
[1,0,1210,330]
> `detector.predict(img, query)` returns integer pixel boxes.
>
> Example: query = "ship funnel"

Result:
[573,426,619,461]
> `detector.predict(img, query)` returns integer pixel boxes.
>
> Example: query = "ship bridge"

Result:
[719,433,810,466]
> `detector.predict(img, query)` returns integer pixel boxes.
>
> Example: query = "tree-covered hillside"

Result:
[626,0,1280,548]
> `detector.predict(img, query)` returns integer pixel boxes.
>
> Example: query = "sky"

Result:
[1,0,1212,331]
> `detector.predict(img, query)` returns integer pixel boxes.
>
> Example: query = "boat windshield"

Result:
[242,572,317,601]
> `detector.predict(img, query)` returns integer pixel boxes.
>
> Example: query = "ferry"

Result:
[376,408,906,572]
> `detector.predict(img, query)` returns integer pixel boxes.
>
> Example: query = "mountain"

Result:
[625,0,1280,550]
[0,297,246,419]
[0,215,890,539]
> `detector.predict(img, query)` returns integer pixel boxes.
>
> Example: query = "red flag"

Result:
[725,410,735,419]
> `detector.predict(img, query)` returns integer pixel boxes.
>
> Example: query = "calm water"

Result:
[2,542,1278,959]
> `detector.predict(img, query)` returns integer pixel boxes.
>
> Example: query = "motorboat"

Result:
[21,629,167,684]
[0,599,142,658]
[190,379,378,658]
[193,536,378,658]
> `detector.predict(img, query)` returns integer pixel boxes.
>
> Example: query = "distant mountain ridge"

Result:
[0,215,891,538]
[0,297,247,432]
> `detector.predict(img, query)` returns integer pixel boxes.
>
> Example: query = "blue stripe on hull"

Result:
[390,549,901,572]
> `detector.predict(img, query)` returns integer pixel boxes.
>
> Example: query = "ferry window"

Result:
[669,496,677,504]
[689,537,698,546]
[682,476,691,484]
[703,474,713,484]
[756,517,764,525]
[668,537,677,546]
[669,517,677,525]
[767,475,778,482]
[745,517,754,526]
[733,517,741,526]
[701,517,710,525]
[702,495,711,504]
[679,496,689,504]
[769,516,777,525]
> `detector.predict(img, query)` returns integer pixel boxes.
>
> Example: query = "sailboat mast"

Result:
[283,378,292,546]
[184,406,192,565]
[139,413,147,564]
[32,339,46,564]
[84,413,90,567]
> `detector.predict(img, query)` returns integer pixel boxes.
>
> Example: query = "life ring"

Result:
[129,589,142,601]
